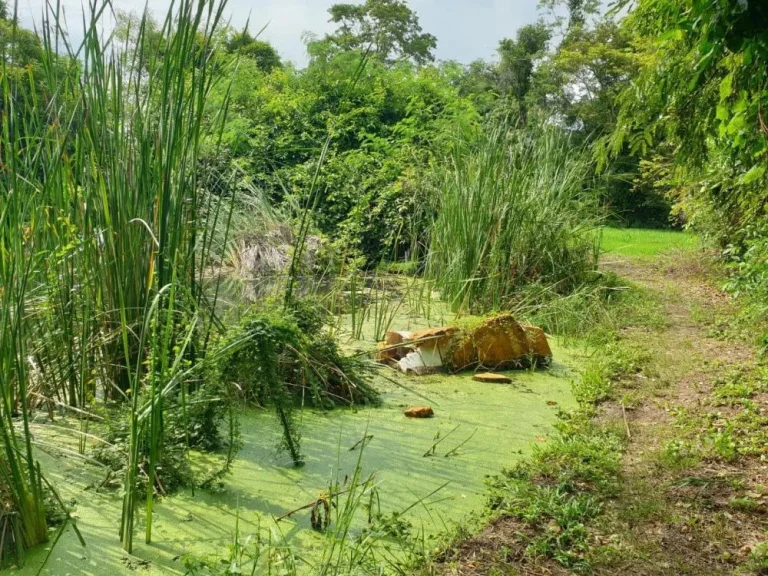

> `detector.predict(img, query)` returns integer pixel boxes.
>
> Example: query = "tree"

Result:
[442,59,499,115]
[607,0,768,239]
[0,1,7,21]
[537,18,637,136]
[225,30,282,73]
[497,22,551,122]
[529,2,668,226]
[0,19,43,66]
[566,0,586,28]
[323,0,437,65]
[547,19,648,223]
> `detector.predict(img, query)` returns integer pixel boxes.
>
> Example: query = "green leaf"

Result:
[726,113,745,134]
[743,44,754,66]
[740,164,767,185]
[719,73,734,101]
[659,28,684,42]
[733,92,748,113]
[716,103,730,120]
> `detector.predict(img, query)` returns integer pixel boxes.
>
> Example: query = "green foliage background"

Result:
[607,0,768,334]
[205,47,479,262]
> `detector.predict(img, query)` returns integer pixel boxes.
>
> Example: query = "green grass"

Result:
[600,227,698,259]
[427,120,600,313]
[425,285,660,573]
[476,342,632,572]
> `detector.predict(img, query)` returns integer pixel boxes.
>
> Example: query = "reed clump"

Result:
[427,120,600,313]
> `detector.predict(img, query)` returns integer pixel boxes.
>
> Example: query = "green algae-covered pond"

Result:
[19,342,581,575]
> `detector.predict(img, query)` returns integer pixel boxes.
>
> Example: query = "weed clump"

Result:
[212,300,378,408]
[487,419,624,570]
[91,298,377,492]
[427,120,600,314]
[207,299,378,465]
[481,331,640,571]
[93,406,196,495]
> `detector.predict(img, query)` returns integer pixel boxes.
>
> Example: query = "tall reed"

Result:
[0,0,236,557]
[427,120,600,313]
[72,0,232,551]
[0,69,49,558]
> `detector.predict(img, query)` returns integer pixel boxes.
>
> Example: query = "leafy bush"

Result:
[723,223,768,351]
[212,300,377,407]
[203,53,479,263]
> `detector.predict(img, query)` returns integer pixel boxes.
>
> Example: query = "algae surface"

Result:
[19,344,579,575]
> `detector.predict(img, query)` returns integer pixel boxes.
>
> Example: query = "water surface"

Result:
[20,343,580,575]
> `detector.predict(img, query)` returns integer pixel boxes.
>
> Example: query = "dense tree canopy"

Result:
[608,0,768,241]
[206,51,477,260]
[0,18,43,65]
[5,0,762,270]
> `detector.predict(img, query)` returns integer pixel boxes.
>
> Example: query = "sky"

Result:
[14,0,543,67]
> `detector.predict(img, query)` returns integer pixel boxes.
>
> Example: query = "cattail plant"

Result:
[427,120,600,313]
[68,0,232,551]
[0,125,49,564]
[0,0,236,556]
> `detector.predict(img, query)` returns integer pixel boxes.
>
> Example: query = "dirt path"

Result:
[597,253,766,575]
[430,251,768,575]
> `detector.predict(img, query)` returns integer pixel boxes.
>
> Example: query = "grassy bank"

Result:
[424,229,768,574]
[600,227,698,259]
